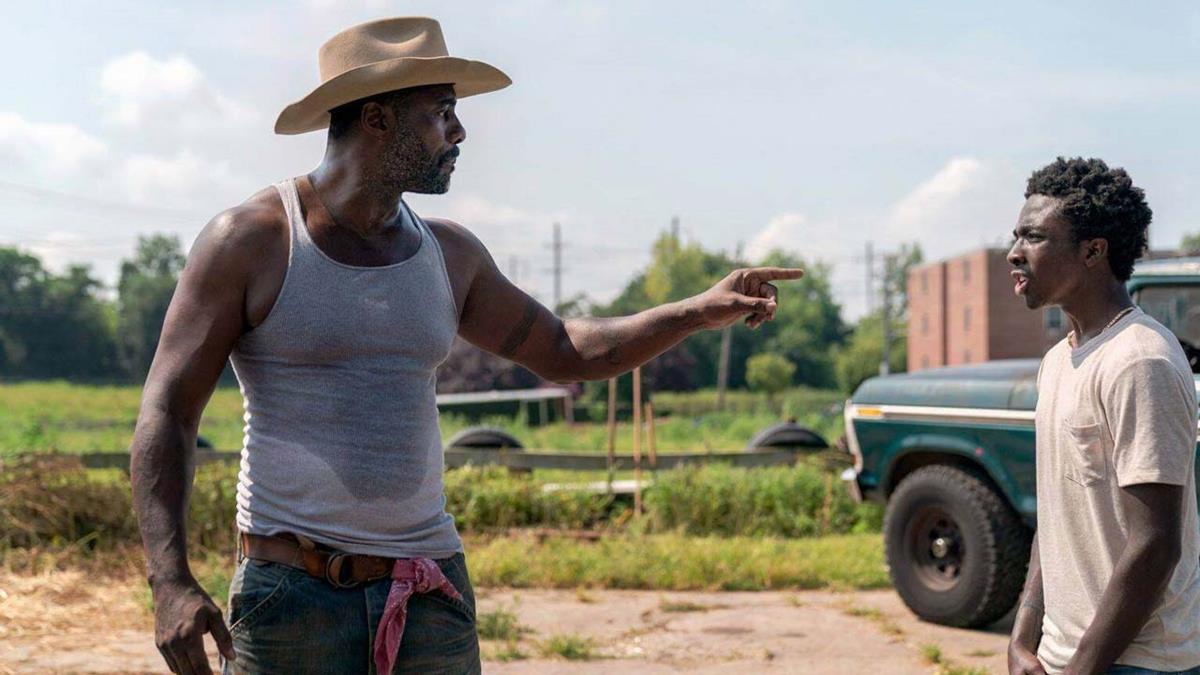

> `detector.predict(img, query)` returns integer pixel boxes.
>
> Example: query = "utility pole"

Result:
[865,242,875,315]
[507,255,520,284]
[880,254,894,377]
[670,215,680,242]
[716,234,741,410]
[548,222,563,313]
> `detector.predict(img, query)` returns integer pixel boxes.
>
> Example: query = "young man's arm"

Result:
[131,206,276,675]
[1008,535,1048,675]
[445,222,800,380]
[1063,482,1184,674]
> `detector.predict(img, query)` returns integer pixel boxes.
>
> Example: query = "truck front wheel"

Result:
[884,464,1031,627]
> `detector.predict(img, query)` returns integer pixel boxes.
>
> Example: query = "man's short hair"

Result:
[1025,157,1152,281]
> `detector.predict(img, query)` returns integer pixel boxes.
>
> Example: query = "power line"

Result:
[0,180,205,224]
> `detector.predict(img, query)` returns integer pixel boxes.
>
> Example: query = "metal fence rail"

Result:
[72,447,813,472]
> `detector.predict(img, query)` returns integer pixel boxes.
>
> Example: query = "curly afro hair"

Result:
[1025,157,1151,281]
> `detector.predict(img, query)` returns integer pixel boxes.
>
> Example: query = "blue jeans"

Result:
[221,552,479,674]
[1108,662,1200,667]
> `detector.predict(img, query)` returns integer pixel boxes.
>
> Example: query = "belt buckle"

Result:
[324,552,357,589]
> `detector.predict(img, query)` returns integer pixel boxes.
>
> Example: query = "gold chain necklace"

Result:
[1070,306,1135,348]
[1102,306,1135,332]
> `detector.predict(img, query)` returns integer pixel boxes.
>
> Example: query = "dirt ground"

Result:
[0,569,1011,674]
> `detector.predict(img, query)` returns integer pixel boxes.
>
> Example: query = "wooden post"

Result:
[606,376,617,492]
[716,326,732,411]
[632,366,642,515]
[645,400,657,470]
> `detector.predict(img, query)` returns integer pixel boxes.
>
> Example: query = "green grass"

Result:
[659,600,726,613]
[486,641,527,662]
[466,532,888,591]
[0,382,846,456]
[476,608,527,641]
[920,643,944,664]
[537,634,596,661]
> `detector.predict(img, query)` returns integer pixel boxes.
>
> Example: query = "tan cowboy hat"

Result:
[275,17,511,135]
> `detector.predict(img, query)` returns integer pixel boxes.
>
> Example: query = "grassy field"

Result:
[0,382,877,597]
[0,381,846,456]
[467,531,888,591]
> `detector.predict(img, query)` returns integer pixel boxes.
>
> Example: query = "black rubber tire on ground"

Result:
[444,426,525,450]
[744,422,828,451]
[883,464,1031,628]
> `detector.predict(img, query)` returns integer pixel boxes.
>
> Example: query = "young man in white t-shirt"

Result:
[1006,157,1200,675]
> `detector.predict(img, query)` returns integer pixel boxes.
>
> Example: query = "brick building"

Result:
[907,248,1068,372]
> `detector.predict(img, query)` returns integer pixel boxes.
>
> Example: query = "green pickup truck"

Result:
[843,257,1200,628]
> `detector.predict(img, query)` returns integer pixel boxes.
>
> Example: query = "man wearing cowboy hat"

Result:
[131,17,804,674]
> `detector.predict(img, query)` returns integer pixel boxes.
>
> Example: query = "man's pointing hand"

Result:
[691,267,805,330]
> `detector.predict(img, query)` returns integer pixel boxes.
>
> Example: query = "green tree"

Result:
[0,248,118,379]
[117,234,186,381]
[591,233,846,394]
[1182,232,1200,256]
[752,250,845,388]
[834,314,907,393]
[745,352,795,401]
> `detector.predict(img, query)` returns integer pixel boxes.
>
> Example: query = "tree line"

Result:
[0,232,919,393]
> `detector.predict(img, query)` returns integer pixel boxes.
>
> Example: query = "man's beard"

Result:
[376,126,456,195]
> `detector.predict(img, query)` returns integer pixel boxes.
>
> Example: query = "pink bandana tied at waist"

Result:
[372,558,463,674]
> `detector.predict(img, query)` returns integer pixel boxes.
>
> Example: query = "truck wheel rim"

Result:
[906,505,963,592]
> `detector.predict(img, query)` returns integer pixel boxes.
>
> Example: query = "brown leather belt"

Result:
[240,532,394,588]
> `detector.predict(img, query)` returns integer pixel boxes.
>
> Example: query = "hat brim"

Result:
[274,56,511,135]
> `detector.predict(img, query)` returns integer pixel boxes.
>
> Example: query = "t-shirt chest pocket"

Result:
[1061,415,1109,487]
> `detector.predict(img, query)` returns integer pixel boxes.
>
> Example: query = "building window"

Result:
[921,356,930,369]
[921,315,929,335]
[1045,307,1063,331]
[964,350,972,362]
[963,306,972,332]
[921,271,928,294]
[963,261,971,284]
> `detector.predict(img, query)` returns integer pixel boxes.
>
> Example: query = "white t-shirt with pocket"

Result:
[1035,308,1200,672]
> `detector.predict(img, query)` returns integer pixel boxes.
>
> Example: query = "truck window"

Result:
[1136,284,1200,372]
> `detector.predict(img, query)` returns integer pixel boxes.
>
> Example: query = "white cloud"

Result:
[98,51,255,133]
[0,112,107,178]
[885,157,1023,260]
[889,157,983,231]
[113,149,245,207]
[745,212,807,263]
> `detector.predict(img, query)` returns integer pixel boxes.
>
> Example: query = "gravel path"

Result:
[0,569,1011,674]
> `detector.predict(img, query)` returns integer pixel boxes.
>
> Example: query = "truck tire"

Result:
[884,464,1031,627]
[744,422,828,451]
[444,427,524,450]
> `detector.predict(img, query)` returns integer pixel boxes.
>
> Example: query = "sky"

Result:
[2,1,1198,319]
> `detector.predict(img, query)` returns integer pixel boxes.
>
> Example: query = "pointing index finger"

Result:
[751,267,805,281]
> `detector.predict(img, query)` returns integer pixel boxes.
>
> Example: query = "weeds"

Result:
[476,608,527,641]
[538,634,596,660]
[659,600,726,613]
[469,532,888,590]
[920,643,944,664]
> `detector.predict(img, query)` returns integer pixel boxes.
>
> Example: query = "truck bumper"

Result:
[840,467,863,503]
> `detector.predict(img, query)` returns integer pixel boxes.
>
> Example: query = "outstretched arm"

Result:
[454,231,801,381]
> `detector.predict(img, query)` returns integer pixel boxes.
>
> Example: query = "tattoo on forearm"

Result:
[498,300,540,358]
[597,322,622,365]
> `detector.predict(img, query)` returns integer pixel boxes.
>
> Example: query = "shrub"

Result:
[745,352,796,399]
[642,462,871,538]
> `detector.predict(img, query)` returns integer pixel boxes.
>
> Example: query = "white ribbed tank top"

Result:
[229,177,461,558]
